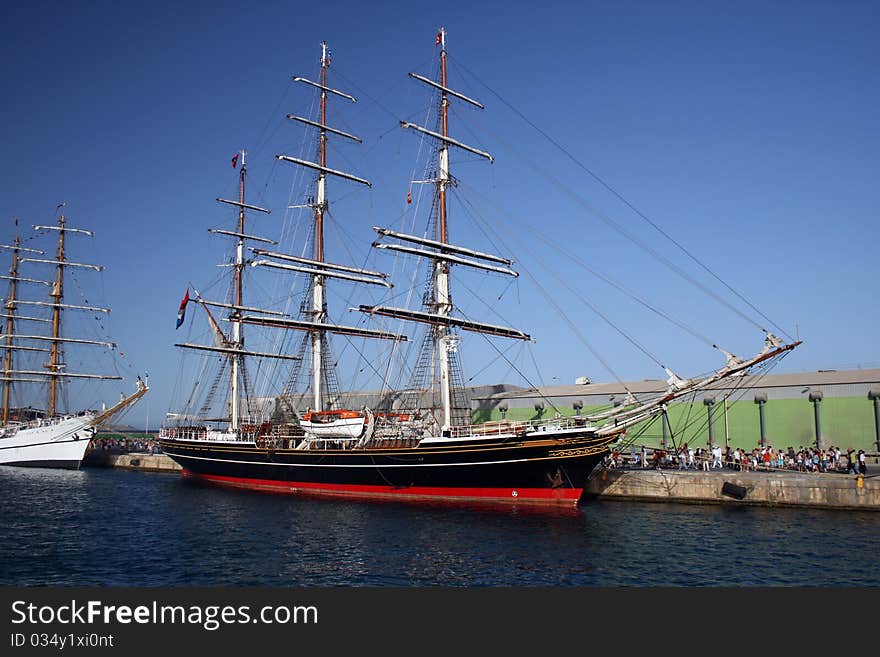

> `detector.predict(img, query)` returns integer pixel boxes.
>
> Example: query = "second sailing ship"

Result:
[1,211,148,468]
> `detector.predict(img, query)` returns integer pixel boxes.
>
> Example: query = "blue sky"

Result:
[2,1,877,428]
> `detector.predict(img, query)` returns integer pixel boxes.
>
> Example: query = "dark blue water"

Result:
[1,466,878,587]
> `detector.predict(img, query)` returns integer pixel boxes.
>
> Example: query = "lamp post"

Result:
[498,402,508,421]
[754,393,767,448]
[703,395,716,448]
[723,396,730,448]
[809,390,823,450]
[870,390,880,453]
[660,407,669,450]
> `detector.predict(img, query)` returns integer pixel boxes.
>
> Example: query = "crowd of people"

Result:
[605,442,870,475]
[92,435,161,454]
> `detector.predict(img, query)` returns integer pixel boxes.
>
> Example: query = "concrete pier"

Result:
[83,450,181,473]
[584,468,880,510]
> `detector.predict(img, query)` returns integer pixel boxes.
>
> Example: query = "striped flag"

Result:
[175,289,190,329]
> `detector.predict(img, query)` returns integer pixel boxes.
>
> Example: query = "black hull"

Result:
[159,433,610,506]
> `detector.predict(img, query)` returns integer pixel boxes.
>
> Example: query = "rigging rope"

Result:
[448,54,794,342]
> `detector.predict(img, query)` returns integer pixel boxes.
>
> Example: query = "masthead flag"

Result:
[231,152,239,169]
[175,289,190,329]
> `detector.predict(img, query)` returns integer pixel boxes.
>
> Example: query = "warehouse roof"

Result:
[472,368,880,400]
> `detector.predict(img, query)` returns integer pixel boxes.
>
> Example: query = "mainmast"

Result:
[311,41,330,413]
[275,41,375,413]
[47,214,66,416]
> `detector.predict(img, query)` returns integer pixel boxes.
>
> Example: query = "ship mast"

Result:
[231,148,247,430]
[2,237,22,424]
[273,41,381,413]
[212,42,402,426]
[434,28,455,428]
[1,249,16,423]
[0,234,44,422]
[47,214,67,416]
[361,28,520,431]
[311,41,330,413]
[181,152,274,431]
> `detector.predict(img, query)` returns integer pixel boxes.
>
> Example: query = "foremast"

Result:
[363,27,520,432]
[311,42,331,413]
[435,27,454,430]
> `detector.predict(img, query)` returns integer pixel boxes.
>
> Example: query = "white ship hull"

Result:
[0,415,96,469]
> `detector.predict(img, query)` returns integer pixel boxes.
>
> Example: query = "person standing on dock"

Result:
[846,449,857,474]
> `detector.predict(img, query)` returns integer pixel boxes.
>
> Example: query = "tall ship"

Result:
[158,31,799,506]
[0,211,148,468]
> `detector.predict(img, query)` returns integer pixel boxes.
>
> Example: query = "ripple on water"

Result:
[1,469,878,586]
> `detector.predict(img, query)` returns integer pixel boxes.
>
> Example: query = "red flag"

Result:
[406,191,412,204]
[435,31,442,46]
[231,153,239,168]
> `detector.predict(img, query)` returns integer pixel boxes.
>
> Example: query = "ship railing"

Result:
[22,415,81,430]
[159,426,209,441]
[448,415,595,438]
[295,436,361,450]
[0,422,23,437]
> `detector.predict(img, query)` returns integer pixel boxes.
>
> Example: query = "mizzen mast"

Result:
[231,149,248,430]
[213,150,271,431]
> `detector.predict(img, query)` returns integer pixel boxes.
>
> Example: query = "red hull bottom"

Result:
[181,469,583,507]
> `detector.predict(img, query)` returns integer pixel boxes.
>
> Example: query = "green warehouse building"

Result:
[470,368,880,453]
